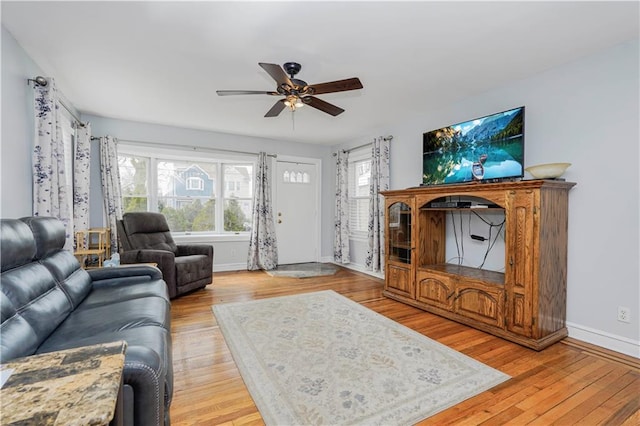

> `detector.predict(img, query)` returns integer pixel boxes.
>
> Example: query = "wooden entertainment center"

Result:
[382,179,575,350]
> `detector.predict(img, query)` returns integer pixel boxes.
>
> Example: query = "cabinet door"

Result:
[387,201,413,264]
[386,264,413,298]
[416,271,454,310]
[505,189,537,337]
[454,281,505,328]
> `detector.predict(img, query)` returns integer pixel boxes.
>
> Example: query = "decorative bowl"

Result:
[525,162,571,179]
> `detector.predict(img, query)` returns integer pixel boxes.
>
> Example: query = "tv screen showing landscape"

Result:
[422,106,524,185]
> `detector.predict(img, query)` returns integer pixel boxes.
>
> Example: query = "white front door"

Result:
[275,159,319,264]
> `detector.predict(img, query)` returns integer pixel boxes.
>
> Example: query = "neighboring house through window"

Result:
[118,144,254,234]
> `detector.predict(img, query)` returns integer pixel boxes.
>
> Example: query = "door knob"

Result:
[278,219,282,224]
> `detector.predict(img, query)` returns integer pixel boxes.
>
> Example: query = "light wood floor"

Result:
[169,267,639,425]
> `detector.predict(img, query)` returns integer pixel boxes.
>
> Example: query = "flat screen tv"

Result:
[422,106,524,185]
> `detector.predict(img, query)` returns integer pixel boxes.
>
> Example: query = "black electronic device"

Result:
[429,201,472,208]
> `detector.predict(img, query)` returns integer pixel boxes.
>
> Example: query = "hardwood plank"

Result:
[169,268,640,425]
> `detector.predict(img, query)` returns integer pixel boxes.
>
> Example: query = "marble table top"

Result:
[1,341,126,426]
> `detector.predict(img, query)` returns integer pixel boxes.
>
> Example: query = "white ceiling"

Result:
[3,1,638,145]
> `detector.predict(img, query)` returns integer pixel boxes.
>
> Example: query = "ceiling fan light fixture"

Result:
[284,95,304,110]
[217,62,363,118]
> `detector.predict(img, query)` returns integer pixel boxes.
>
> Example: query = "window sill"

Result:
[173,233,250,244]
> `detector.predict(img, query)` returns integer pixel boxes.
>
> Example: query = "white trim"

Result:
[567,321,640,358]
[215,262,249,272]
[173,234,249,244]
[321,256,385,280]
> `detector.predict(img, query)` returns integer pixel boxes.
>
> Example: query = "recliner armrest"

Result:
[176,244,213,257]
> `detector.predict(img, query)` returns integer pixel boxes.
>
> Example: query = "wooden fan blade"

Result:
[302,96,345,116]
[216,90,278,96]
[259,63,294,89]
[307,78,363,95]
[265,100,287,117]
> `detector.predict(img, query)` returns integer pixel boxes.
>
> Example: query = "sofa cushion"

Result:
[39,296,170,347]
[0,262,72,361]
[41,251,92,308]
[20,216,67,260]
[1,219,36,272]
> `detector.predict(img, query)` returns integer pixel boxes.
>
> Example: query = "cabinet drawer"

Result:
[416,270,454,310]
[454,281,505,328]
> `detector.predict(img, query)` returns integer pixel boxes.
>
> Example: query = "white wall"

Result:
[1,26,41,218]
[1,26,82,219]
[335,39,640,356]
[84,114,334,270]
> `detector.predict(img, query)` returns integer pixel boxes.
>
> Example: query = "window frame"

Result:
[118,143,256,238]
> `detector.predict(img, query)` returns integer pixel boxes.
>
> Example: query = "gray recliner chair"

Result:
[117,212,213,299]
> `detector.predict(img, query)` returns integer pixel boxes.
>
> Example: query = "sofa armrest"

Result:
[122,345,168,426]
[121,249,177,299]
[88,265,163,283]
[176,244,213,257]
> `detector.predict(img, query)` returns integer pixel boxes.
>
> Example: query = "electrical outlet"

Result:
[617,306,631,323]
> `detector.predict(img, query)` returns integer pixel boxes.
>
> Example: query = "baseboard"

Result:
[567,321,640,359]
[326,259,384,280]
[214,262,247,272]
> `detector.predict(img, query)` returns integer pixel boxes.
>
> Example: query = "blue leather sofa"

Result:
[0,217,173,426]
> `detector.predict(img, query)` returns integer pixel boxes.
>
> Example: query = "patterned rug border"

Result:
[212,290,510,425]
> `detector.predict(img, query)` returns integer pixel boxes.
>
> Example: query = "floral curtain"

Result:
[32,77,74,250]
[247,152,278,270]
[73,123,91,244]
[365,137,390,272]
[334,150,350,264]
[99,136,123,255]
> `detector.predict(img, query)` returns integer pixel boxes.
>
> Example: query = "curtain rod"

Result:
[90,137,277,158]
[333,135,393,156]
[59,99,84,126]
[28,76,85,126]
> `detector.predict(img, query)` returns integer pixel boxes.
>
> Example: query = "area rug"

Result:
[265,262,339,278]
[212,290,509,425]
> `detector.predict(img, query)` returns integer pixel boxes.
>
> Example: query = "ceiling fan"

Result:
[216,62,363,117]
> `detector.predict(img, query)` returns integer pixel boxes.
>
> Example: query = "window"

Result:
[119,154,149,212]
[186,177,204,191]
[348,149,372,238]
[282,169,310,184]
[223,164,253,232]
[118,145,254,234]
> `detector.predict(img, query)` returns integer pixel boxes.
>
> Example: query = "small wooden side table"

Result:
[0,341,127,425]
[74,228,111,269]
